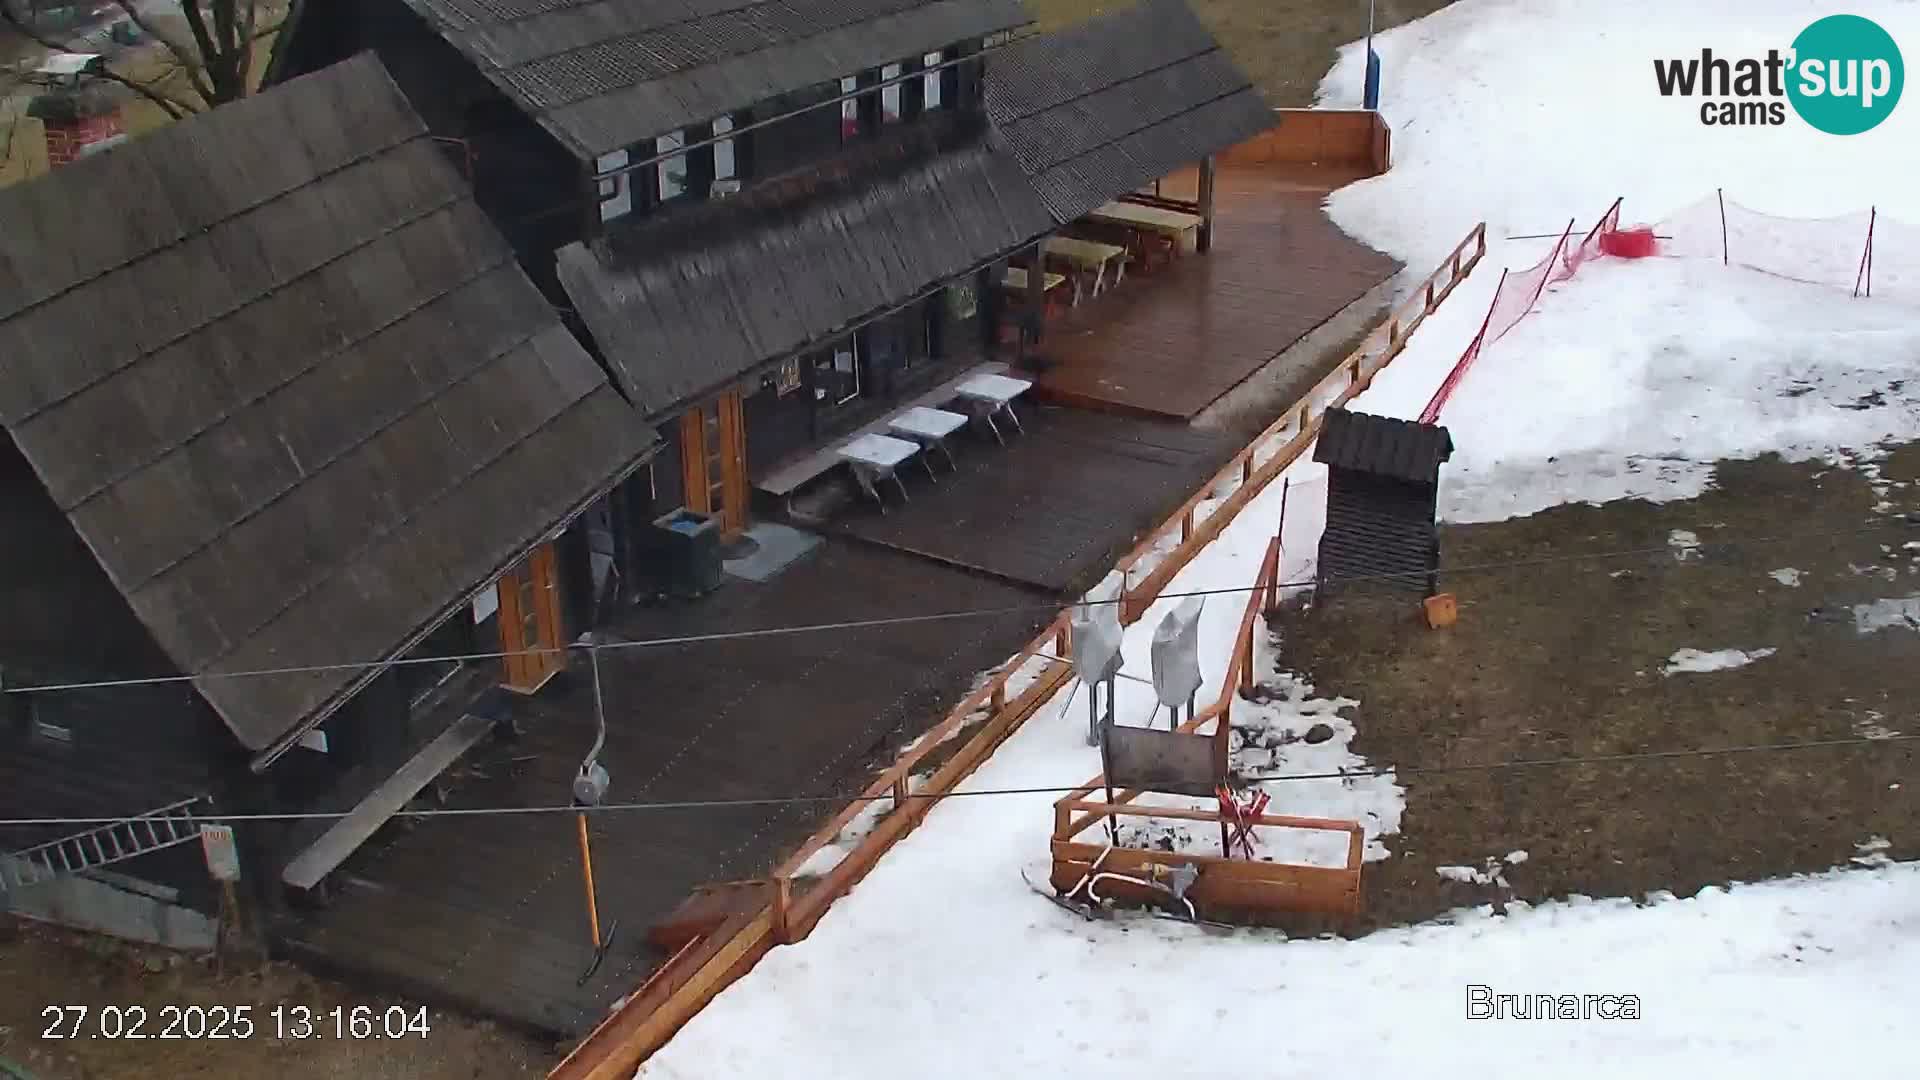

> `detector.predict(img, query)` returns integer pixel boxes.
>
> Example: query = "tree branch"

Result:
[0,6,201,118]
[236,0,259,93]
[109,0,214,106]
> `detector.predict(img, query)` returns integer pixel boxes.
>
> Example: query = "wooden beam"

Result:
[1197,156,1216,253]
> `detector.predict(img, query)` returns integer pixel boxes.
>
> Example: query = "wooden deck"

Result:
[275,541,1051,1036]
[833,406,1237,593]
[1032,163,1400,421]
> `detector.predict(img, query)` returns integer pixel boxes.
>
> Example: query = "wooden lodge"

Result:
[3,0,1292,1009]
[0,55,657,926]
[267,0,1272,538]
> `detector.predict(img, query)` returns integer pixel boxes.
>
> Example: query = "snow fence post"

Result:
[1717,188,1729,266]
[1854,207,1876,298]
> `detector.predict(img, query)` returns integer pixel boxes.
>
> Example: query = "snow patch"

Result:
[1661,647,1776,675]
[1852,596,1920,633]
[1852,837,1894,869]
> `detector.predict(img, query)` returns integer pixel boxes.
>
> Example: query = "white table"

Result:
[954,373,1032,444]
[836,433,921,508]
[886,406,969,478]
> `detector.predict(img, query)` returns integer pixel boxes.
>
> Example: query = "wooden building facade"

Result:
[0,56,658,916]
[1312,408,1455,598]
[267,0,1030,539]
[264,0,1276,546]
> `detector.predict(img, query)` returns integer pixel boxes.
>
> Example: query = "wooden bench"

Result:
[282,703,506,899]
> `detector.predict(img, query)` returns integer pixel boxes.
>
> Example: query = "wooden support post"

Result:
[1181,507,1194,543]
[1025,241,1047,345]
[1197,155,1217,253]
[990,679,1007,713]
[772,875,792,945]
[891,776,909,814]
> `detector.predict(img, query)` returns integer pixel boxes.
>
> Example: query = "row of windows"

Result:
[596,48,962,224]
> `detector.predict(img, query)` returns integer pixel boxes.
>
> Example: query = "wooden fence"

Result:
[1051,533,1364,922]
[547,219,1489,1080]
[1218,109,1393,174]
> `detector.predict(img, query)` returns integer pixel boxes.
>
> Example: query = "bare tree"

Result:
[1,0,283,119]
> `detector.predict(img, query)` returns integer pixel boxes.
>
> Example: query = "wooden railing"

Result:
[548,222,1487,1079]
[1113,220,1486,624]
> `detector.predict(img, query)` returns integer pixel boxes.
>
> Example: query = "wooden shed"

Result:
[1312,408,1454,597]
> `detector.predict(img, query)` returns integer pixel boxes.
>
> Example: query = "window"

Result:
[923,51,945,110]
[712,115,737,182]
[596,148,632,222]
[881,62,904,124]
[813,337,861,406]
[945,281,977,322]
[775,358,802,396]
[656,130,689,201]
[840,75,862,142]
[753,82,840,178]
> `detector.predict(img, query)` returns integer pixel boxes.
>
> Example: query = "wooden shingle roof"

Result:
[0,53,658,759]
[398,0,1032,160]
[1314,408,1454,486]
[985,0,1274,223]
[556,134,1054,418]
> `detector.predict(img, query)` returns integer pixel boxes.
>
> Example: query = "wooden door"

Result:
[497,542,565,694]
[678,391,749,539]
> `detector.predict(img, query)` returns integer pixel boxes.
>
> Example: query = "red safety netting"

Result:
[1418,191,1916,424]
[1419,199,1621,424]
[1657,194,1918,307]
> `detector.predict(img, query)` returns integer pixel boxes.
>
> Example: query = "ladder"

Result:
[0,797,206,897]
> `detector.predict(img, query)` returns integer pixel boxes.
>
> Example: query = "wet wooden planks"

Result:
[833,407,1238,593]
[1035,163,1400,422]
[277,540,1048,1036]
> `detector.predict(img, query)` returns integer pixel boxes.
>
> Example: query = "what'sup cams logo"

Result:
[1653,14,1904,133]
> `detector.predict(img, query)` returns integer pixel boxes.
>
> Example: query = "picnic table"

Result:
[1088,200,1203,238]
[1087,200,1203,273]
[1044,236,1129,297]
[954,373,1032,445]
[836,433,921,509]
[886,406,968,477]
[997,266,1067,294]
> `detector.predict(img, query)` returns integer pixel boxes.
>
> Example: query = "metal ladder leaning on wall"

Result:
[0,797,206,898]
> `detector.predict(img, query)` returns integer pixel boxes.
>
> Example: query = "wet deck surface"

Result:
[279,541,1051,1035]
[1034,163,1399,421]
[833,406,1237,593]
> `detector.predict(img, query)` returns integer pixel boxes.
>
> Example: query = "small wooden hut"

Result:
[1312,408,1454,598]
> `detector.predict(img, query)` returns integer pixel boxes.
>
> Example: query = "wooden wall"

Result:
[1217,109,1393,175]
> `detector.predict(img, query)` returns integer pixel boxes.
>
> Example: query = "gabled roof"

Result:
[0,53,657,759]
[985,0,1274,222]
[1314,408,1454,485]
[396,0,1032,160]
[556,132,1053,418]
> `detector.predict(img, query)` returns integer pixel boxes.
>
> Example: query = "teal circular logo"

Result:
[1787,15,1904,134]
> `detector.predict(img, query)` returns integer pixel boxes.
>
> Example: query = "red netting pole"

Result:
[1528,218,1575,308]
[1717,188,1729,266]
